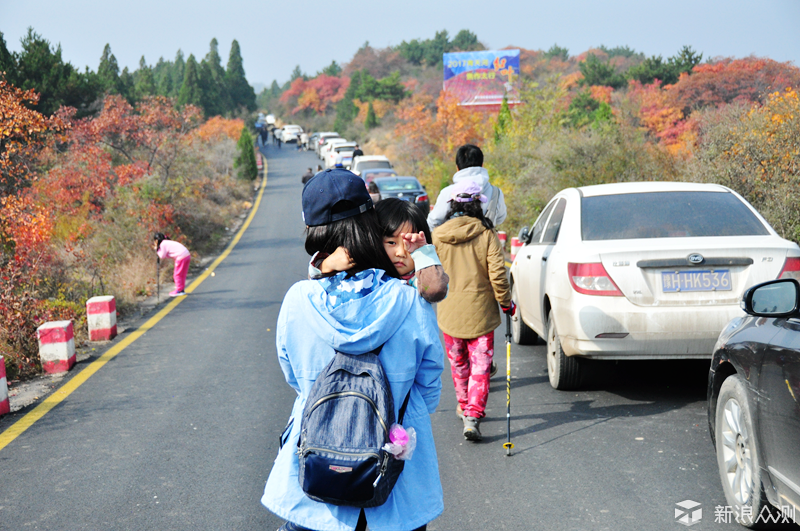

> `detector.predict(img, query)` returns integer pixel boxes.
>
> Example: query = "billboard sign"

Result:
[443,49,520,106]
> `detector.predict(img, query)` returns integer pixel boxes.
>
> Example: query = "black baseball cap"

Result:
[302,168,373,227]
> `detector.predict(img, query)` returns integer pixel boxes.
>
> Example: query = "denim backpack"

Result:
[297,347,410,508]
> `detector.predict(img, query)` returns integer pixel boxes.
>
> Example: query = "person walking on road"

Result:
[352,143,364,160]
[152,232,191,297]
[432,180,514,441]
[427,144,507,230]
[262,168,444,531]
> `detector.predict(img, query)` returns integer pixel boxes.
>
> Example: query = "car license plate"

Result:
[661,270,731,292]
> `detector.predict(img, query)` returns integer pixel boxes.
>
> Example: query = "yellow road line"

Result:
[0,168,269,453]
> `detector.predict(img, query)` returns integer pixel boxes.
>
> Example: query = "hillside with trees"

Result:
[1,29,260,379]
[256,29,800,245]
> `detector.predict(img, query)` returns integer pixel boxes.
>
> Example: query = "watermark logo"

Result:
[675,500,703,526]
[714,504,796,525]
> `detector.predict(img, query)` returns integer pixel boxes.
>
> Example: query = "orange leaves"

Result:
[0,78,63,196]
[194,116,245,142]
[589,86,613,104]
[281,75,349,115]
[353,99,393,123]
[628,80,697,154]
[669,57,800,113]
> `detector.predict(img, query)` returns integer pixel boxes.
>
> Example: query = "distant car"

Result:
[351,155,392,176]
[360,168,399,184]
[708,278,800,527]
[325,142,358,169]
[281,125,303,143]
[509,181,800,390]
[320,138,349,164]
[373,176,429,214]
[316,133,341,157]
[266,114,276,126]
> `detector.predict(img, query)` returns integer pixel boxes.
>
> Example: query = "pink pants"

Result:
[444,331,494,419]
[173,255,190,292]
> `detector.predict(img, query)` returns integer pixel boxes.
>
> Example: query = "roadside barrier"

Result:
[36,321,76,374]
[256,152,263,171]
[87,296,117,341]
[510,237,522,262]
[497,231,507,249]
[0,355,9,416]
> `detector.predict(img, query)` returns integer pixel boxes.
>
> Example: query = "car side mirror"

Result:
[518,226,530,244]
[742,279,800,317]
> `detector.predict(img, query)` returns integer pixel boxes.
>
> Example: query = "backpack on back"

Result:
[297,347,410,508]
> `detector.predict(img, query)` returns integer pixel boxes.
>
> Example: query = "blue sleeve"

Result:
[276,287,300,393]
[414,302,444,414]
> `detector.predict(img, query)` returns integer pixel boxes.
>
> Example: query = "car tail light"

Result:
[779,256,800,280]
[568,263,623,296]
[415,194,428,203]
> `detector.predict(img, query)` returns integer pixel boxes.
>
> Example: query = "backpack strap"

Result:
[397,391,412,424]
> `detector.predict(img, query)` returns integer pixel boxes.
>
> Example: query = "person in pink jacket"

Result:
[152,232,190,297]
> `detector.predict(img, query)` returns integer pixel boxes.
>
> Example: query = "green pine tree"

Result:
[225,39,256,111]
[153,56,173,96]
[0,32,16,83]
[234,127,258,180]
[203,38,231,114]
[134,56,156,100]
[494,95,511,143]
[118,67,135,103]
[97,43,120,93]
[364,101,378,129]
[171,50,185,98]
[177,54,203,109]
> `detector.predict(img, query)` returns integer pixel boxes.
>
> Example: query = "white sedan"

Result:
[281,125,303,143]
[510,181,800,390]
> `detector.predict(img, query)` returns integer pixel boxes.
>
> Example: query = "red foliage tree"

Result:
[669,57,800,114]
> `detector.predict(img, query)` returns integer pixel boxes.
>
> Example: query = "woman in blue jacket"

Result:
[262,169,445,531]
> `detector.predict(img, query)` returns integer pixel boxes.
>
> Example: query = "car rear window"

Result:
[376,179,420,191]
[358,161,391,171]
[581,191,769,240]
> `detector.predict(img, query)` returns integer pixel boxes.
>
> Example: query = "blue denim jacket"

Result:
[262,269,444,531]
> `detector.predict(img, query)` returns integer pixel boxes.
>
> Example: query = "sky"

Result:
[2,0,799,91]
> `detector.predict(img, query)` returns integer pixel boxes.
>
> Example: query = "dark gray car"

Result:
[373,176,429,215]
[707,277,800,527]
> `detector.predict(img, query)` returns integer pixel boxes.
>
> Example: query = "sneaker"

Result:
[490,361,498,377]
[456,404,464,420]
[463,416,482,441]
[169,290,186,297]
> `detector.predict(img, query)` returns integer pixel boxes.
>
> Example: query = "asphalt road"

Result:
[0,142,784,530]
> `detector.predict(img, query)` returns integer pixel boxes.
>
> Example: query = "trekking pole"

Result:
[156,256,160,304]
[503,312,514,456]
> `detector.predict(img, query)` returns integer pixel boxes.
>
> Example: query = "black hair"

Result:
[455,144,484,170]
[367,182,380,194]
[153,232,167,249]
[445,199,494,231]
[305,201,400,278]
[375,198,432,245]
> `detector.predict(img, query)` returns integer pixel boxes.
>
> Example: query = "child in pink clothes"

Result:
[153,232,190,297]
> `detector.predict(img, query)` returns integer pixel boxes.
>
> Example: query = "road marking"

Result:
[0,168,269,453]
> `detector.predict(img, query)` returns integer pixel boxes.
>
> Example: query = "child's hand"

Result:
[401,231,427,254]
[320,246,355,274]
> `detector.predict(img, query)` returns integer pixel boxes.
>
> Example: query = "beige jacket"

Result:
[433,216,511,339]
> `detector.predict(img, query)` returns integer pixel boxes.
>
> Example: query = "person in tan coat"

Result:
[432,180,514,441]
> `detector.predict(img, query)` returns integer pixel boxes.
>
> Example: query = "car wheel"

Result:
[546,310,582,390]
[511,283,538,345]
[715,375,773,528]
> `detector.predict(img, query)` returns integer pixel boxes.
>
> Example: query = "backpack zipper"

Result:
[300,446,381,460]
[307,391,389,436]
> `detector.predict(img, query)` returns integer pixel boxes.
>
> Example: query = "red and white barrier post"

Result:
[510,237,522,262]
[87,295,117,341]
[37,321,76,374]
[497,231,507,249]
[0,355,9,416]
[256,152,263,171]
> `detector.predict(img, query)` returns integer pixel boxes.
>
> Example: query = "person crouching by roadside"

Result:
[152,232,191,297]
[432,180,514,442]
